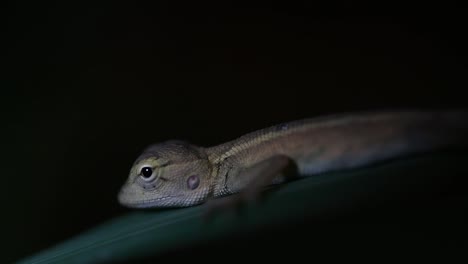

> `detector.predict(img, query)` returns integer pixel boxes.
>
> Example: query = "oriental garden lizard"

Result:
[118,110,468,209]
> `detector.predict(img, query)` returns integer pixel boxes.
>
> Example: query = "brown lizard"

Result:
[118,110,468,209]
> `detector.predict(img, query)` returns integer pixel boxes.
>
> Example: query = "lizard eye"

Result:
[140,167,155,181]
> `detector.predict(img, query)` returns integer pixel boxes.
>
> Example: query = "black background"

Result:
[3,1,467,262]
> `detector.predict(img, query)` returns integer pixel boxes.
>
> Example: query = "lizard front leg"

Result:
[204,155,297,218]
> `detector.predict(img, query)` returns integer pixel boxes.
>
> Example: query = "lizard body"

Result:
[118,110,468,208]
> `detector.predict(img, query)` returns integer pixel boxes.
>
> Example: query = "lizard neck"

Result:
[206,144,236,197]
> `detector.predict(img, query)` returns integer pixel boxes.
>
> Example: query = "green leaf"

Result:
[17,152,468,263]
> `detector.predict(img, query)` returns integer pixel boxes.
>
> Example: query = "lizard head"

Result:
[118,140,213,208]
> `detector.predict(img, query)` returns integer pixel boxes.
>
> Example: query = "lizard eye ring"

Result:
[140,166,156,182]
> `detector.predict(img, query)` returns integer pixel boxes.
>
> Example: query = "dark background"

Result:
[3,2,467,262]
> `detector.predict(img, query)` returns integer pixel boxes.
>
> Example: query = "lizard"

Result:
[118,110,468,209]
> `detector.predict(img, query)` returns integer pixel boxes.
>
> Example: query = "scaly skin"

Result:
[118,110,468,208]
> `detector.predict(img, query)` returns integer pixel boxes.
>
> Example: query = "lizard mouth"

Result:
[118,191,179,208]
